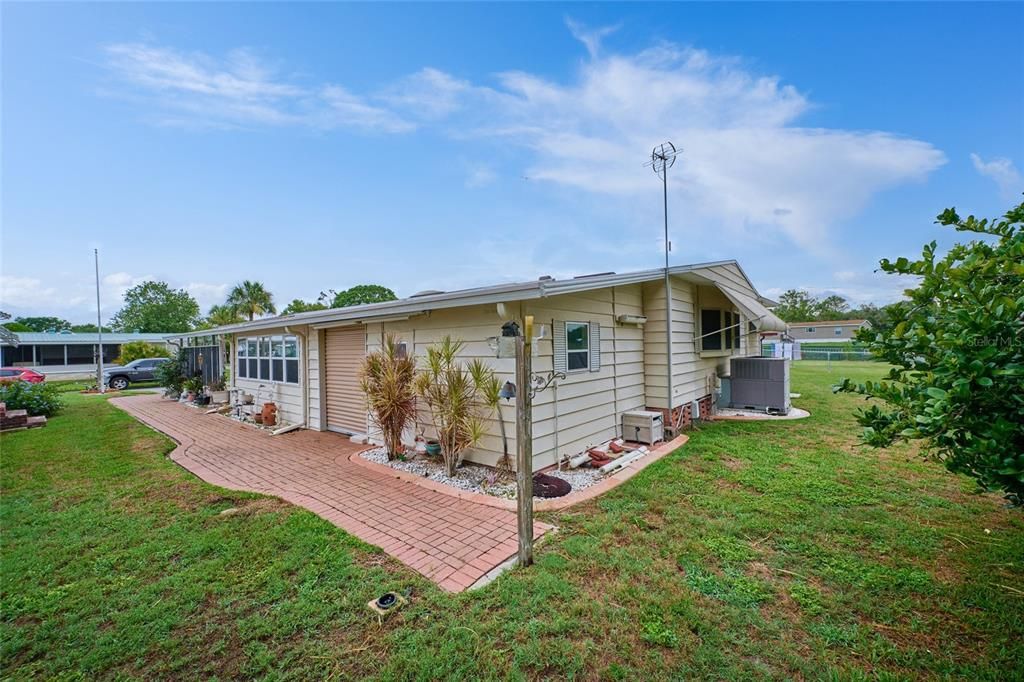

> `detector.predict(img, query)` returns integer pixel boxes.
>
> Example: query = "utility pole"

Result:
[95,248,105,394]
[515,315,534,566]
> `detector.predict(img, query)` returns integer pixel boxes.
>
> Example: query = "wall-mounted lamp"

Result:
[499,380,517,401]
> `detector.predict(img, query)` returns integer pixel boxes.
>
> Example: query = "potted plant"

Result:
[184,375,205,403]
[208,373,229,404]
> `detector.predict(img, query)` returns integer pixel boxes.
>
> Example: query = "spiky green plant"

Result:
[470,358,510,471]
[415,337,492,476]
[360,334,417,460]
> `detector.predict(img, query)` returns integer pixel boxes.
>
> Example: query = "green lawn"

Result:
[3,361,1022,679]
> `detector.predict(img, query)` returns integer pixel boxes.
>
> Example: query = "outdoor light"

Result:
[499,380,517,401]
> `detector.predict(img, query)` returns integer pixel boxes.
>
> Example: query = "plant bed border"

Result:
[348,433,688,512]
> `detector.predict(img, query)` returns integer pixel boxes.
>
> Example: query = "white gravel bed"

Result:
[360,447,604,499]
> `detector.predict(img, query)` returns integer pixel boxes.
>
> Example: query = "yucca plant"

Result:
[360,333,417,460]
[470,358,510,471]
[415,336,492,476]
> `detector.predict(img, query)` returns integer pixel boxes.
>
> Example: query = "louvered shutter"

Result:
[553,320,567,373]
[589,321,601,372]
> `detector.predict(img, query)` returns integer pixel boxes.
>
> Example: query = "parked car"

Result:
[103,358,170,390]
[0,367,46,383]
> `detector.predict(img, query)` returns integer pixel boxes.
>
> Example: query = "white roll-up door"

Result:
[324,326,366,434]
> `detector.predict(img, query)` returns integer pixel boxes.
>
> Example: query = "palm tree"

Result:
[226,281,276,321]
[206,304,243,327]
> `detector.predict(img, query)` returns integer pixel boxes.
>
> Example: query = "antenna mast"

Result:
[645,141,680,432]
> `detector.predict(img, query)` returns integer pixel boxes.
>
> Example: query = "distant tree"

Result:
[774,290,819,322]
[205,304,244,327]
[816,295,850,320]
[323,284,397,309]
[226,281,276,321]
[13,316,72,332]
[282,299,328,315]
[70,323,112,333]
[109,281,201,333]
[114,340,171,366]
[2,321,32,332]
[835,200,1024,506]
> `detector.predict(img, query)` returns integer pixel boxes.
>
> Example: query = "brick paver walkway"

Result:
[112,394,550,592]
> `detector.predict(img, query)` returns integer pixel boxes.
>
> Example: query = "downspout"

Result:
[284,325,308,429]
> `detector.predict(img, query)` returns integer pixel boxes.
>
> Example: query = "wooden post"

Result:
[515,315,534,566]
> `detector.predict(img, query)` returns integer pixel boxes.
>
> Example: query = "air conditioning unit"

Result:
[621,410,664,444]
[729,357,791,414]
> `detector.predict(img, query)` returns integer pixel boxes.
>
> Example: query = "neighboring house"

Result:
[788,320,872,342]
[170,260,787,472]
[0,332,172,376]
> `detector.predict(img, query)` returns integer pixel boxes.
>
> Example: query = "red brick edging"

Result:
[348,434,689,512]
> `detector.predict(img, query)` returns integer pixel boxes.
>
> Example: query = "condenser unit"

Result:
[621,410,664,444]
[729,357,791,414]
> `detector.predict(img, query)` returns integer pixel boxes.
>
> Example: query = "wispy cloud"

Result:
[103,42,412,132]
[970,153,1022,199]
[101,30,946,256]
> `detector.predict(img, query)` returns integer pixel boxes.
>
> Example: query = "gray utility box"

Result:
[621,410,664,444]
[729,357,791,414]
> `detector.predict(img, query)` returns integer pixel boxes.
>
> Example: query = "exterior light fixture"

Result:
[499,380,517,401]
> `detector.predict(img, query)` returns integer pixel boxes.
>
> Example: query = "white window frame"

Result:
[834,327,843,336]
[806,327,816,333]
[565,321,590,372]
[236,334,300,384]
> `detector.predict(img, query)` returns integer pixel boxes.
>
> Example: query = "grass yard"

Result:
[2,361,1022,680]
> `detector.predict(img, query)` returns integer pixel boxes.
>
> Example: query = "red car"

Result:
[0,367,46,383]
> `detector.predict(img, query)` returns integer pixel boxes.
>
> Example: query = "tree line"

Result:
[1,282,396,335]
[772,289,907,331]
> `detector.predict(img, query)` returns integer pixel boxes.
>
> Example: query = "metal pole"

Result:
[95,248,105,393]
[515,315,534,566]
[662,165,674,432]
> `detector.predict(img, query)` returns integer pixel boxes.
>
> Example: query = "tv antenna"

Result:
[644,141,678,268]
[644,141,680,434]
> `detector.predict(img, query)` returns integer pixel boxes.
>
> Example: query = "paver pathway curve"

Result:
[112,394,550,592]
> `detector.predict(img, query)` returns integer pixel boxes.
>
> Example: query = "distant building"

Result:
[788,319,872,343]
[0,331,173,376]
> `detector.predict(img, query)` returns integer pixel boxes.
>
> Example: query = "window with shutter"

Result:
[589,321,601,372]
[555,320,601,373]
[553,320,567,373]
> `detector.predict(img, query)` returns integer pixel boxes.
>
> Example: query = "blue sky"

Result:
[2,2,1022,322]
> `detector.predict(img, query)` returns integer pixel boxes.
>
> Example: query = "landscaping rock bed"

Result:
[360,447,603,499]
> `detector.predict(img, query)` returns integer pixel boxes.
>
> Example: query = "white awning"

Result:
[693,272,788,333]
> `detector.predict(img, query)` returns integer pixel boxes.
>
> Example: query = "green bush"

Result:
[0,381,64,417]
[154,350,187,393]
[114,341,170,366]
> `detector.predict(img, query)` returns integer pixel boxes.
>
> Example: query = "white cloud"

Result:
[1,272,228,321]
[565,18,620,59]
[970,153,1022,199]
[464,164,497,188]
[101,30,947,255]
[103,42,413,132]
[764,271,921,307]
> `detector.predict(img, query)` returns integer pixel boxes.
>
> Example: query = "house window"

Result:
[806,327,816,333]
[237,335,299,384]
[701,310,741,352]
[566,322,589,371]
[834,327,843,336]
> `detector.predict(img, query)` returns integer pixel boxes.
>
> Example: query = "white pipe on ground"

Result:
[567,452,593,468]
[272,423,303,436]
[599,448,648,474]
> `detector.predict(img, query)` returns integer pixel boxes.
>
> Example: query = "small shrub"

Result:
[155,349,187,394]
[0,381,64,417]
[114,341,170,366]
[360,333,417,460]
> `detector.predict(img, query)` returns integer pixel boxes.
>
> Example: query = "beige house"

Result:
[172,260,786,472]
[789,319,871,342]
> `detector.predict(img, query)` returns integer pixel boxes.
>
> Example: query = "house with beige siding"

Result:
[789,319,871,342]
[170,260,786,472]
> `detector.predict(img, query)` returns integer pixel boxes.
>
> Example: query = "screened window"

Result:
[37,345,65,366]
[834,327,843,336]
[66,344,95,365]
[701,310,741,352]
[806,327,816,333]
[566,322,589,371]
[237,335,299,384]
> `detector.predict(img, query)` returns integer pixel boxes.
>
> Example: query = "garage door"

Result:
[324,326,366,434]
